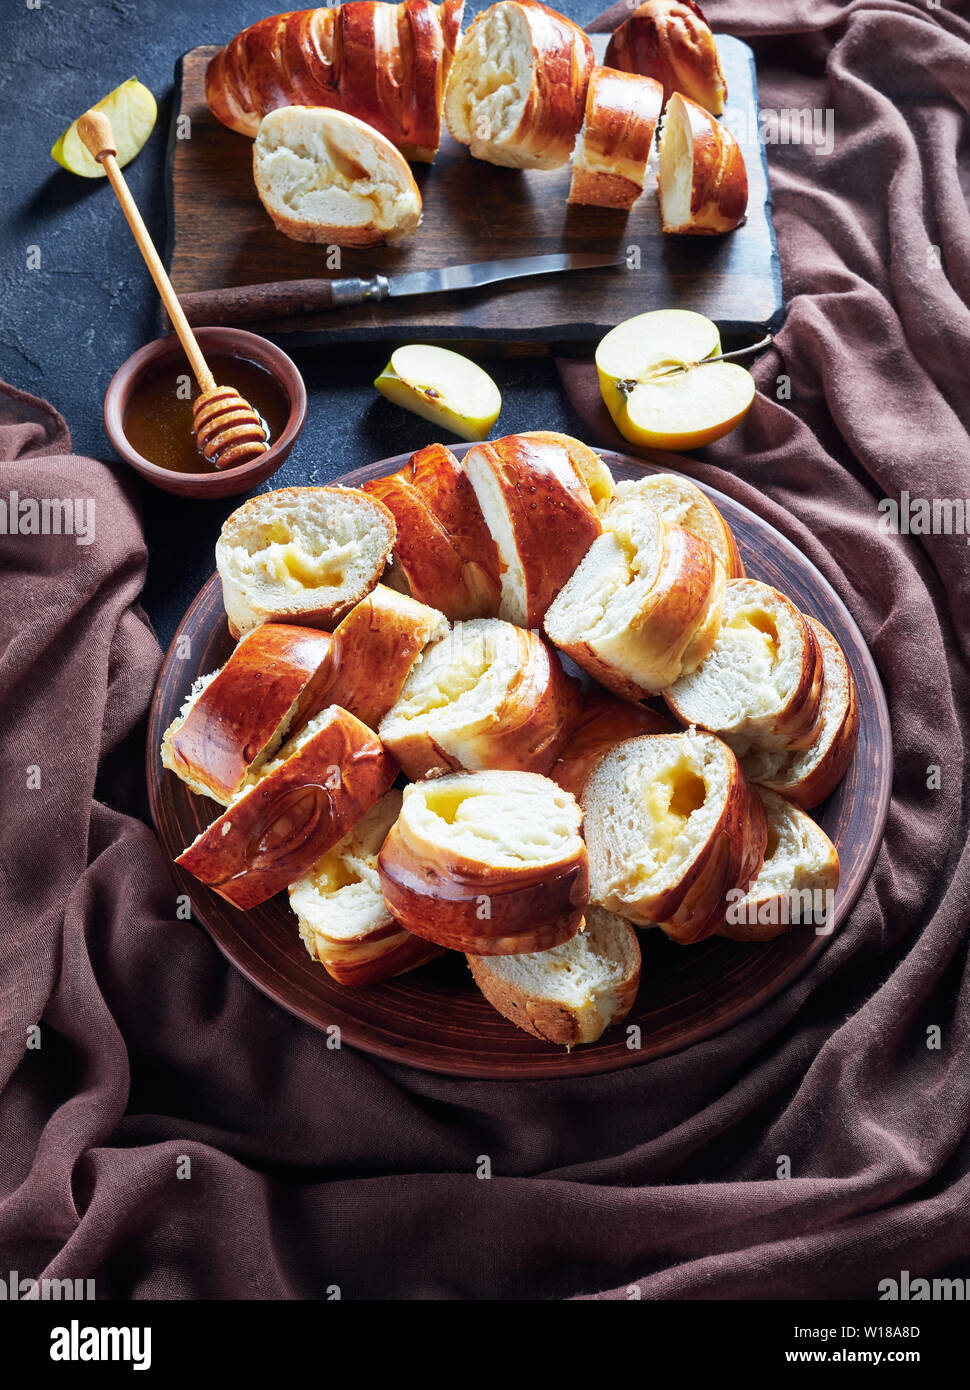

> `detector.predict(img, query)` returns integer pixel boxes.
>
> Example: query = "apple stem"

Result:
[648,333,775,381]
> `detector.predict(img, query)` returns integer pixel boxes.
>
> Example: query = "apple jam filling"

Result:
[643,761,708,868]
[405,772,584,867]
[423,785,468,826]
[725,607,780,668]
[226,513,367,593]
[308,850,364,893]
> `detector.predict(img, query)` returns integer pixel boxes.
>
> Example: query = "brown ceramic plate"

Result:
[146,450,891,1079]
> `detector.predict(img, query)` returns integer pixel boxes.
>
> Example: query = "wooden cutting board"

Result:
[166,34,783,345]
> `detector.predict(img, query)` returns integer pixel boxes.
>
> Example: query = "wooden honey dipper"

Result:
[78,110,269,470]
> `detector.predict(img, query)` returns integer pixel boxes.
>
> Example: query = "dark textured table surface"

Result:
[2,0,606,648]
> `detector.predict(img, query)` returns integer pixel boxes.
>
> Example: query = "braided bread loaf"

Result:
[205,0,465,161]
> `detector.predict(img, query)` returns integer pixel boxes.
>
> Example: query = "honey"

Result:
[122,355,290,474]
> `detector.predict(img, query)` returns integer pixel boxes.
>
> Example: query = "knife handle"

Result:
[178,277,387,327]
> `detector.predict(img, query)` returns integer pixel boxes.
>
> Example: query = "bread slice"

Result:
[463,431,611,628]
[568,66,663,211]
[161,623,334,805]
[524,430,616,513]
[362,443,502,620]
[550,690,673,800]
[216,486,396,639]
[582,729,767,943]
[543,490,726,698]
[604,0,728,116]
[253,106,422,246]
[325,584,449,731]
[378,617,581,780]
[289,791,442,985]
[444,1,594,170]
[719,788,839,941]
[468,907,640,1045]
[613,473,744,578]
[742,618,859,809]
[665,579,825,756]
[657,91,748,235]
[378,769,589,954]
[175,705,398,910]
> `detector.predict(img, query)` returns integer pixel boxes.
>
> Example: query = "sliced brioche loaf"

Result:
[325,585,449,731]
[604,0,728,116]
[444,1,594,170]
[362,442,502,620]
[175,705,398,910]
[613,473,744,578]
[719,788,840,941]
[216,486,396,638]
[568,66,663,211]
[582,729,767,943]
[289,791,442,985]
[543,490,725,698]
[379,769,589,955]
[161,624,334,805]
[665,579,825,755]
[523,431,616,512]
[253,106,422,246]
[468,907,641,1045]
[657,91,747,235]
[378,617,580,780]
[463,431,611,628]
[742,618,859,808]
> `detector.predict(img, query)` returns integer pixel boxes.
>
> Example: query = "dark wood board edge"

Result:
[165,37,786,348]
[163,50,185,289]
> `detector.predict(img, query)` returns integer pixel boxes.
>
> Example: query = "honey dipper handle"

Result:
[77,109,216,395]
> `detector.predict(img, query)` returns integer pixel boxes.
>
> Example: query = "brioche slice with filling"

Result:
[665,579,825,756]
[379,770,589,954]
[253,106,422,246]
[582,729,767,943]
[289,791,443,985]
[463,431,613,628]
[324,585,449,731]
[161,624,334,805]
[468,907,640,1045]
[742,618,859,808]
[444,0,594,170]
[176,705,398,910]
[543,490,725,698]
[550,690,673,800]
[216,486,396,639]
[362,443,502,620]
[613,473,744,578]
[379,617,581,780]
[719,789,839,941]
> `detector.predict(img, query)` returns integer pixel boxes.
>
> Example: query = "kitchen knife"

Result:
[178,253,626,327]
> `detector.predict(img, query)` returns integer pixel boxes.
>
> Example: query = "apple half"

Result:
[375,345,502,442]
[596,308,755,450]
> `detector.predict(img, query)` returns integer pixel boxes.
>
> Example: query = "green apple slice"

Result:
[52,77,157,178]
[375,345,502,442]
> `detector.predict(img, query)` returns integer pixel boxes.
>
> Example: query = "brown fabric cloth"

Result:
[2,0,970,1302]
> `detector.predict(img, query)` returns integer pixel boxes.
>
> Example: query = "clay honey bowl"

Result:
[103,327,307,499]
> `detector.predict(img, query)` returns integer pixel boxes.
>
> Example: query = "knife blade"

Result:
[179,253,626,327]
